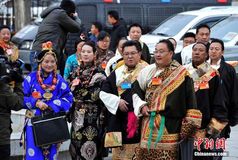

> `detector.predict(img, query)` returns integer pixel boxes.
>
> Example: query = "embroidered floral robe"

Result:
[95,47,114,70]
[23,72,73,160]
[69,64,106,160]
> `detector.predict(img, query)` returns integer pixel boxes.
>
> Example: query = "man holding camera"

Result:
[31,0,82,74]
[0,55,24,160]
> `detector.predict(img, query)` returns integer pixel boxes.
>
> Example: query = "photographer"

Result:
[31,0,82,74]
[0,51,24,160]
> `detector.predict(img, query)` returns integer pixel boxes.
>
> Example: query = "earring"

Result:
[38,64,41,71]
[54,65,57,74]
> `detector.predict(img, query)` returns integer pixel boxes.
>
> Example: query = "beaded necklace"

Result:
[36,65,57,100]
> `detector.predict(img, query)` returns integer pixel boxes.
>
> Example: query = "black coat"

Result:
[219,59,238,138]
[195,74,228,129]
[0,82,23,145]
[141,42,151,64]
[109,20,127,53]
[173,52,182,65]
[32,6,81,60]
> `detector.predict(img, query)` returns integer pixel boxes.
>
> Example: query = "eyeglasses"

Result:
[153,50,169,55]
[123,51,138,57]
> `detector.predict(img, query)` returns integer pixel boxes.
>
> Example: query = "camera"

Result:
[0,54,24,84]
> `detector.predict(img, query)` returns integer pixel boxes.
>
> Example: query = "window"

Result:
[192,16,228,29]
[151,14,196,37]
[211,16,238,42]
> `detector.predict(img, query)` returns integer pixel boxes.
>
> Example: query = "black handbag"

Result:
[31,111,70,147]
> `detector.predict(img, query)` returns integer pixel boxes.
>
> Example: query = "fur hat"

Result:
[60,0,76,15]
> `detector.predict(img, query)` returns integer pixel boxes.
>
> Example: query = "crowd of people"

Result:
[1,0,238,160]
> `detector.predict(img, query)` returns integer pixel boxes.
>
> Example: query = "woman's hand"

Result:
[36,100,48,111]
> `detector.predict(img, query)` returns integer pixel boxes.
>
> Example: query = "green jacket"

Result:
[0,82,24,145]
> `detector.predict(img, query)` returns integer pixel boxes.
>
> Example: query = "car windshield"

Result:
[151,14,196,37]
[211,16,238,42]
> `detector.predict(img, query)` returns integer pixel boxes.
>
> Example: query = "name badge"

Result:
[200,82,209,89]
[152,77,162,86]
[121,82,131,90]
[112,63,116,70]
[101,62,107,69]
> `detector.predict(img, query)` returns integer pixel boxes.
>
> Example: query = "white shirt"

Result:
[105,53,122,76]
[181,43,194,65]
[207,59,221,70]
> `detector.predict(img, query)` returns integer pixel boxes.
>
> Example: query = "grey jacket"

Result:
[0,82,24,145]
[32,6,81,60]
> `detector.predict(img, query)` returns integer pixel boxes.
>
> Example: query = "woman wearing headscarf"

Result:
[69,41,107,160]
[23,41,73,160]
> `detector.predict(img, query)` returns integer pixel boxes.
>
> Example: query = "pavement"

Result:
[10,110,238,160]
[223,125,238,160]
[103,126,238,160]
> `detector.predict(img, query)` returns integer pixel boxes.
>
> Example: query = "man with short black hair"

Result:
[181,24,210,65]
[208,38,238,139]
[100,40,148,159]
[107,10,127,53]
[127,23,151,63]
[182,32,196,48]
[133,39,202,160]
[173,32,196,64]
[89,21,103,43]
[186,42,228,160]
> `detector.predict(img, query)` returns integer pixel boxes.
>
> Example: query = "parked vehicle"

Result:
[224,46,238,74]
[211,14,238,47]
[140,6,238,53]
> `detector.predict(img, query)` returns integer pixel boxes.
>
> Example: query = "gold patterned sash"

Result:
[187,62,218,92]
[146,62,187,111]
[193,68,217,92]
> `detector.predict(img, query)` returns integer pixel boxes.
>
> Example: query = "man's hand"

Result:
[141,105,149,116]
[72,12,78,17]
[70,12,78,19]
[118,99,129,112]
[36,100,49,111]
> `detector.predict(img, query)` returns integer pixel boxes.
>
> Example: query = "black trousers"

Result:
[0,144,10,160]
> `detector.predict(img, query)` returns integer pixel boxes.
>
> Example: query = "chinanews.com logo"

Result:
[194,151,229,157]
[194,137,229,157]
